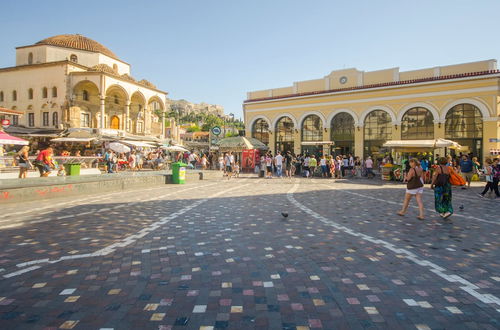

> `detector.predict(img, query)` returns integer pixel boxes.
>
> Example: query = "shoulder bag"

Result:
[434,165,449,187]
[407,168,424,189]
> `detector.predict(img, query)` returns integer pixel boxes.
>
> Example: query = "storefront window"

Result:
[275,116,294,154]
[331,112,354,155]
[445,104,483,139]
[401,107,434,139]
[364,110,392,158]
[445,103,483,158]
[301,115,322,141]
[251,118,269,145]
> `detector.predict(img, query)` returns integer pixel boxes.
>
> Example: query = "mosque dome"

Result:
[36,34,118,59]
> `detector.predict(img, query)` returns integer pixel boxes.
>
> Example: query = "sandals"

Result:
[417,216,425,220]
[397,212,405,216]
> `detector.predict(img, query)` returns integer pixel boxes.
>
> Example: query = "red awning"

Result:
[0,131,29,145]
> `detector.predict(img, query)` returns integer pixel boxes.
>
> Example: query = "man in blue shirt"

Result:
[420,157,430,183]
[459,155,473,189]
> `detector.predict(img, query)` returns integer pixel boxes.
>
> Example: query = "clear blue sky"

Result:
[1,0,499,121]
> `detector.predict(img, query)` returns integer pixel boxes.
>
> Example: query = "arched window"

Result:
[70,54,78,63]
[401,107,434,140]
[28,88,33,100]
[52,87,57,97]
[251,118,269,145]
[445,104,483,139]
[28,52,33,65]
[0,91,3,102]
[12,90,17,101]
[301,115,323,141]
[275,116,294,154]
[331,112,355,155]
[445,103,483,158]
[82,90,89,101]
[114,95,119,104]
[363,110,392,158]
[42,87,48,98]
[52,112,59,126]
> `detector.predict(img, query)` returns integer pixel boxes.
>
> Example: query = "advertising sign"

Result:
[179,166,186,180]
[242,149,260,171]
[1,119,10,129]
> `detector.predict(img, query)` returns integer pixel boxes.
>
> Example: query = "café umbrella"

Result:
[108,142,131,153]
[0,131,29,145]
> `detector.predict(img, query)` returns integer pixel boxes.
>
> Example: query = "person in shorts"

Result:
[35,146,55,177]
[459,155,473,189]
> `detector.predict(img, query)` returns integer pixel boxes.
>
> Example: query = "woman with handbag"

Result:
[17,146,31,179]
[397,159,425,220]
[430,157,453,219]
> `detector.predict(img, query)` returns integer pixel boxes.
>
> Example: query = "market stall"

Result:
[217,136,269,173]
[381,138,462,181]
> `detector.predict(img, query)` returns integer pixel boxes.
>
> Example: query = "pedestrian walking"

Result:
[284,151,293,178]
[17,146,31,178]
[275,151,283,178]
[308,155,317,178]
[478,158,498,198]
[265,153,273,178]
[431,157,453,219]
[491,158,500,199]
[397,159,425,220]
[459,155,473,189]
[365,156,374,179]
[35,146,55,177]
[320,155,328,178]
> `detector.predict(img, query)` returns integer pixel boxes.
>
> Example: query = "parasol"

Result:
[163,145,189,152]
[108,142,131,153]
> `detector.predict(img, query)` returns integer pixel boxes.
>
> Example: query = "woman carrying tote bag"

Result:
[430,157,453,219]
[397,159,425,220]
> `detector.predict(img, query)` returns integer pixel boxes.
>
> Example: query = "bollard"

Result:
[199,172,204,180]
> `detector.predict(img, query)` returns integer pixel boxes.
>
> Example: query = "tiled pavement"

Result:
[0,177,498,329]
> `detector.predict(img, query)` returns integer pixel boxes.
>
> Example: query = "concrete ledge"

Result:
[0,170,222,204]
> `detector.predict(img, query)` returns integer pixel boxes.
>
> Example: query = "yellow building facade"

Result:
[244,60,500,162]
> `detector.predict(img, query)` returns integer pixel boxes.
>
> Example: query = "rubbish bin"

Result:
[64,163,81,176]
[172,162,187,184]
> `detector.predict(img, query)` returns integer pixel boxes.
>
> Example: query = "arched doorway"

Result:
[445,103,483,158]
[301,114,323,156]
[110,115,120,129]
[105,85,128,130]
[363,110,392,160]
[252,118,269,145]
[331,112,354,156]
[401,107,434,140]
[275,116,294,154]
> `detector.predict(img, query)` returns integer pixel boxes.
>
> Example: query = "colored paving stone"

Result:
[0,178,498,329]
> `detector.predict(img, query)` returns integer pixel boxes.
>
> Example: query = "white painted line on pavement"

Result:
[0,181,220,228]
[287,183,500,310]
[2,181,248,279]
[325,183,498,225]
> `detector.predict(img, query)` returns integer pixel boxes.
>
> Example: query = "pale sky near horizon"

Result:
[1,0,499,121]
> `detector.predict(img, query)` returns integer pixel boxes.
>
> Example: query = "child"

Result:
[233,161,240,178]
[56,162,66,176]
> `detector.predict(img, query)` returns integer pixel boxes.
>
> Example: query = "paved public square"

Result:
[0,177,499,329]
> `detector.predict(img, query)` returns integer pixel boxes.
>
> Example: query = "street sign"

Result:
[1,119,10,129]
[211,126,221,136]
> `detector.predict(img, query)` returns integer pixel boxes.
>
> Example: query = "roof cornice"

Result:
[244,70,500,104]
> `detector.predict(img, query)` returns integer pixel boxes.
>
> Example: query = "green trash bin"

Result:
[171,162,187,184]
[64,163,81,176]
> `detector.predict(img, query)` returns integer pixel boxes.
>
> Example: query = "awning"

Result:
[0,131,29,145]
[301,141,333,145]
[383,138,462,149]
[51,137,96,142]
[120,140,156,148]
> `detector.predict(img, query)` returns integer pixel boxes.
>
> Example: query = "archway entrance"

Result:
[110,115,120,129]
